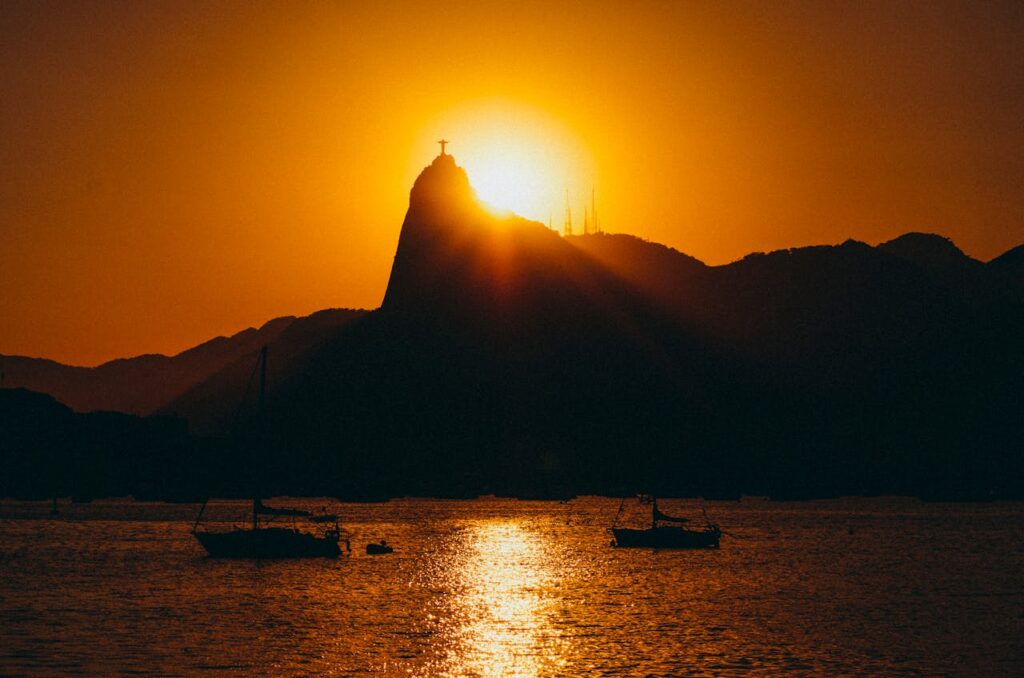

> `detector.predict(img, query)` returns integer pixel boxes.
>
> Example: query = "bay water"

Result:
[1,497,1022,676]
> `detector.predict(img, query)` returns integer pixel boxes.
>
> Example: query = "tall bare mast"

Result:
[255,345,267,531]
[563,189,573,237]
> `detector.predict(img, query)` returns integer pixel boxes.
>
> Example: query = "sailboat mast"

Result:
[258,346,267,416]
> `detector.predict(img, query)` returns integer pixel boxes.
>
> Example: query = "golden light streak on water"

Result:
[443,521,568,677]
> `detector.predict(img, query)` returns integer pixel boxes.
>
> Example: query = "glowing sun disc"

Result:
[469,143,551,217]
[417,101,594,224]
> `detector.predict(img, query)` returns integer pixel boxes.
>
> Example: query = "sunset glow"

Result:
[470,149,551,219]
[417,102,595,223]
[1,2,1022,365]
[2,3,1023,675]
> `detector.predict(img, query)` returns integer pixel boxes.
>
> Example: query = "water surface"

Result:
[1,497,1022,675]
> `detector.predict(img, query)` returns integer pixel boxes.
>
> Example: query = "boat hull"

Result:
[194,527,340,558]
[612,526,721,549]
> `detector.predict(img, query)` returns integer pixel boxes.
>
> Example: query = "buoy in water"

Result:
[366,540,393,555]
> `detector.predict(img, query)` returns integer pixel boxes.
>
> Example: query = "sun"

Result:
[469,142,550,218]
[415,101,594,224]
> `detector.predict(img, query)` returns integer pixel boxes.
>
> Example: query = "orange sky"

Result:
[2,1,1022,365]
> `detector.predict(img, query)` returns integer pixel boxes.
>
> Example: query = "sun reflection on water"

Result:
[443,521,567,677]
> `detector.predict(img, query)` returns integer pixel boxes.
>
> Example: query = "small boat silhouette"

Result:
[610,495,721,549]
[366,540,393,555]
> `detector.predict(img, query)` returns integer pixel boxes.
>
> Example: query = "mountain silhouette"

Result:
[160,308,365,434]
[0,309,362,415]
[261,153,724,497]
[878,232,981,273]
[234,153,1023,499]
[3,152,1022,501]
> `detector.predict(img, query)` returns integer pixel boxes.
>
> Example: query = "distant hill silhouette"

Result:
[160,308,366,434]
[2,152,1021,501]
[989,244,1024,292]
[0,388,192,500]
[878,232,981,274]
[0,309,363,416]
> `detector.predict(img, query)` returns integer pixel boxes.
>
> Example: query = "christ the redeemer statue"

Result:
[437,139,449,156]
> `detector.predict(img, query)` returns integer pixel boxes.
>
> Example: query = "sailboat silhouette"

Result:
[192,347,344,558]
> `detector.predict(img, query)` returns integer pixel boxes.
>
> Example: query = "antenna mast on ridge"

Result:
[563,189,573,237]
